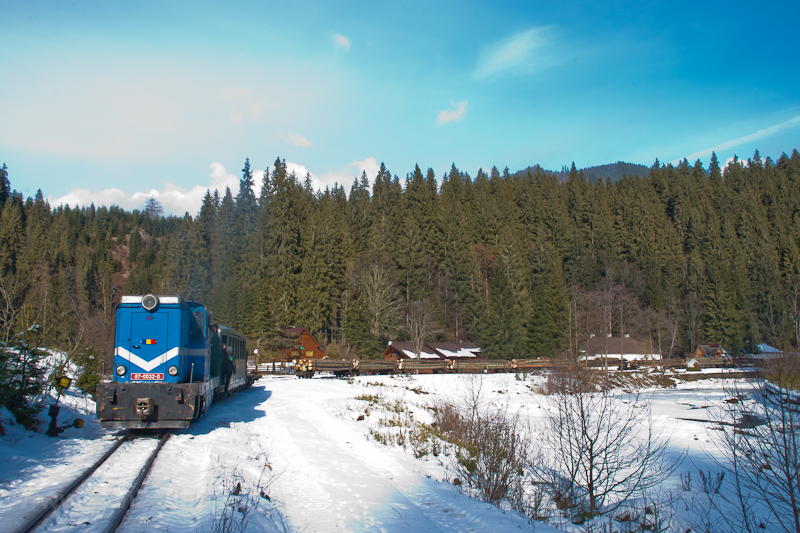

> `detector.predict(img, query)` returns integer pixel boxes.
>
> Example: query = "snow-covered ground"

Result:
[0,372,753,532]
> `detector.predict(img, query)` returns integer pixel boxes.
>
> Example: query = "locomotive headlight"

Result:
[115,364,127,376]
[141,294,159,312]
[168,365,179,377]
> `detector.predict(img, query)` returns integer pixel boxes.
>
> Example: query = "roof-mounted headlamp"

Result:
[142,294,159,312]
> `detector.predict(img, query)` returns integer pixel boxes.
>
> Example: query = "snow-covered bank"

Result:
[0,373,754,532]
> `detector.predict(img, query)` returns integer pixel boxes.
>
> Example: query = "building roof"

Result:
[756,343,781,353]
[751,343,800,359]
[695,343,730,357]
[582,336,654,356]
[384,341,480,360]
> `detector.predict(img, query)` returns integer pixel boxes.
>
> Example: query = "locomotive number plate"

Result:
[131,373,164,380]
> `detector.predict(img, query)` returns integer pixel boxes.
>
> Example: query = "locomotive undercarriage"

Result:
[96,381,214,429]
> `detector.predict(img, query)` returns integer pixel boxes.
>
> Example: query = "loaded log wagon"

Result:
[96,294,252,429]
[286,357,575,378]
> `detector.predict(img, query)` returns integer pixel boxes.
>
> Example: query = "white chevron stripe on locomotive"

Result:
[116,346,181,372]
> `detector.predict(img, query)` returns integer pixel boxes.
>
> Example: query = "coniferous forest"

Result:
[2,150,800,398]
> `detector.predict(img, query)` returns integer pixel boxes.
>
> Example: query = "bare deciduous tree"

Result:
[0,271,27,342]
[576,280,641,373]
[538,367,678,523]
[642,307,679,362]
[360,261,401,341]
[405,299,440,360]
[683,295,704,353]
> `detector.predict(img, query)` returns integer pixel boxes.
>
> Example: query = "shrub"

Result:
[430,378,536,515]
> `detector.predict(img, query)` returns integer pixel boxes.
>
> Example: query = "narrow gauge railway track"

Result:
[16,431,170,533]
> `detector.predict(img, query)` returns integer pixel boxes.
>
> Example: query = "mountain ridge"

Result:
[514,161,651,183]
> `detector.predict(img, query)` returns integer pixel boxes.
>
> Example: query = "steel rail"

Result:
[102,431,171,533]
[15,432,133,533]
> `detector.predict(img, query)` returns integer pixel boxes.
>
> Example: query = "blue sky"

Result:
[2,0,799,216]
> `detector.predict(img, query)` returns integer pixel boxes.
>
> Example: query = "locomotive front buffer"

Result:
[96,381,212,429]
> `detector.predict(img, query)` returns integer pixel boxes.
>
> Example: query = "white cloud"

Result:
[283,157,381,194]
[317,170,353,191]
[280,132,313,147]
[46,158,383,217]
[208,161,241,193]
[332,33,351,53]
[681,113,800,164]
[352,157,380,182]
[437,100,468,125]
[724,156,749,170]
[49,188,144,213]
[474,27,555,79]
[282,161,348,192]
[48,162,241,217]
[284,161,355,193]
[286,161,312,180]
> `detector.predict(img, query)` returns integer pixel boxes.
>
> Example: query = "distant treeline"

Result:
[1,151,800,368]
[515,161,650,183]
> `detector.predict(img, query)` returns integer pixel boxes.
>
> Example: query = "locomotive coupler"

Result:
[136,397,155,419]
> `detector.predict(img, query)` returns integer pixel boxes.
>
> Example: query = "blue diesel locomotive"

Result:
[96,294,250,429]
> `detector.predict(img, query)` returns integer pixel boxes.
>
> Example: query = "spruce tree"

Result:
[528,252,568,358]
[0,197,24,276]
[0,163,10,213]
[347,172,371,257]
[210,188,237,324]
[237,157,257,211]
[481,257,526,359]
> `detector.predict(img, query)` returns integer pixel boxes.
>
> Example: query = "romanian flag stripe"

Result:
[141,339,157,345]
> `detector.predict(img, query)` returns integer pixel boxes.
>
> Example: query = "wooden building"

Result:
[580,336,661,361]
[693,343,730,359]
[275,327,327,362]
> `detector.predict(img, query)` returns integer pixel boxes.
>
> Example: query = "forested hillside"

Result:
[515,161,650,184]
[2,151,800,383]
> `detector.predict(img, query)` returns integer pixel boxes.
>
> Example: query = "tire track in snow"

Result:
[260,378,527,532]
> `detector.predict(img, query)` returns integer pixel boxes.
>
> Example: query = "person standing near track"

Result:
[222,342,235,396]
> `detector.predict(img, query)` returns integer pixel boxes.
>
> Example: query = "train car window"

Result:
[190,310,205,342]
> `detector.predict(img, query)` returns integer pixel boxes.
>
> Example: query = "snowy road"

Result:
[251,377,538,532]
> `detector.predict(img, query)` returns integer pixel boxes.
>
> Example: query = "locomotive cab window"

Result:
[189,310,205,342]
